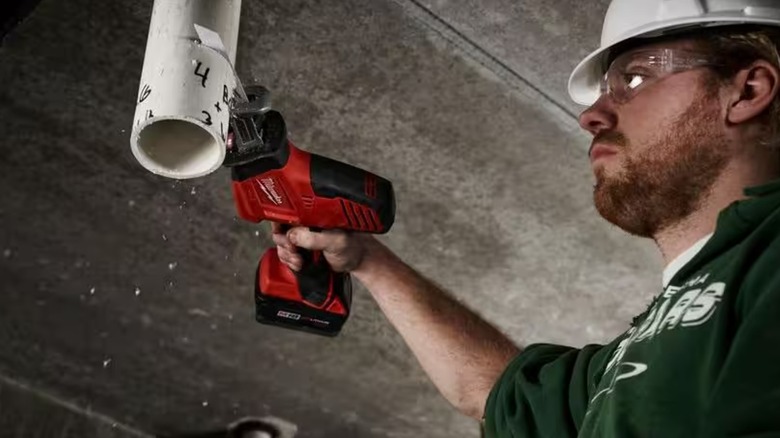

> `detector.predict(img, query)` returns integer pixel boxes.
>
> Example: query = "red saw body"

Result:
[232,141,392,233]
[225,90,395,336]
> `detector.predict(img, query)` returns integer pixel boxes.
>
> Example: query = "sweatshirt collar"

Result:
[661,178,780,288]
[662,233,713,288]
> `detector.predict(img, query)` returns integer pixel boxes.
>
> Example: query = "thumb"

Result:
[287,227,327,250]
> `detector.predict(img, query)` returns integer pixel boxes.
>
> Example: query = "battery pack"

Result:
[254,248,352,336]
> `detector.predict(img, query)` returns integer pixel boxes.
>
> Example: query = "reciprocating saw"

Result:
[223,85,396,336]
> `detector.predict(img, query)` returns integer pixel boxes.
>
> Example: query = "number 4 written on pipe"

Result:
[194,61,210,88]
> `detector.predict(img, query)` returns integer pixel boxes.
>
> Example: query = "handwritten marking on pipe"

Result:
[214,102,222,113]
[194,61,210,88]
[138,84,152,103]
[145,110,154,120]
[201,110,213,126]
[220,122,225,142]
[224,84,240,108]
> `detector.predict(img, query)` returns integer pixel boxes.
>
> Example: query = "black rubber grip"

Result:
[278,224,332,307]
[309,153,395,233]
[292,248,332,307]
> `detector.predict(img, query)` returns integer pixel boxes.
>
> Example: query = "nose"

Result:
[578,96,617,136]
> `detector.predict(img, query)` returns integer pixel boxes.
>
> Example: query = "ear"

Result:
[726,60,780,125]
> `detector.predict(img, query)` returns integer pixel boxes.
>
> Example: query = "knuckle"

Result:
[275,240,292,251]
[277,248,295,261]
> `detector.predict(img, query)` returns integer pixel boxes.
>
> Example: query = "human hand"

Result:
[270,223,374,273]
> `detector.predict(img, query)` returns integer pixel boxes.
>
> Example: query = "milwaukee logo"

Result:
[257,177,284,205]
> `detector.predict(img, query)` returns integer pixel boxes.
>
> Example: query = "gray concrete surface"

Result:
[0,0,662,436]
[407,0,611,117]
[0,373,149,438]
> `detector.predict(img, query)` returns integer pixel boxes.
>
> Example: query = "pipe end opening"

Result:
[134,119,223,179]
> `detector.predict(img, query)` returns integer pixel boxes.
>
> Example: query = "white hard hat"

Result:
[568,0,780,106]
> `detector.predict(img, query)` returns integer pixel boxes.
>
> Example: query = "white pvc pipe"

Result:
[131,0,242,179]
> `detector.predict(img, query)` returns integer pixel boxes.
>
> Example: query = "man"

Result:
[271,0,780,436]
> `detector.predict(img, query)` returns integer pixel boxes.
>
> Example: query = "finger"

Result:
[287,227,346,251]
[287,227,321,250]
[290,255,302,271]
[277,247,299,263]
[271,232,295,250]
[280,251,302,271]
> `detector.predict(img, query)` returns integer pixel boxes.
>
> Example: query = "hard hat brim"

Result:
[568,15,780,106]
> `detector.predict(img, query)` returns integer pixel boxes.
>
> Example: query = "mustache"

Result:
[590,131,628,155]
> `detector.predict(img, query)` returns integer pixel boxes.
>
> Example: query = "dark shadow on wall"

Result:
[1,0,43,43]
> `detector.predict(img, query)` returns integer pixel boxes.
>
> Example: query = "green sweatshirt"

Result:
[484,179,780,438]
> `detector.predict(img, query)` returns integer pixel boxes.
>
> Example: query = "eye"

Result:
[623,73,648,90]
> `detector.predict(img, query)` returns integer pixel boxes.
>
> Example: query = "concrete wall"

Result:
[0,374,149,438]
[0,0,661,436]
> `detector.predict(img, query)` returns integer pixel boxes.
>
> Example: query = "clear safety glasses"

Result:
[599,48,723,104]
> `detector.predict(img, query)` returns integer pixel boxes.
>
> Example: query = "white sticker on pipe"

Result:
[194,23,247,102]
[194,24,229,59]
